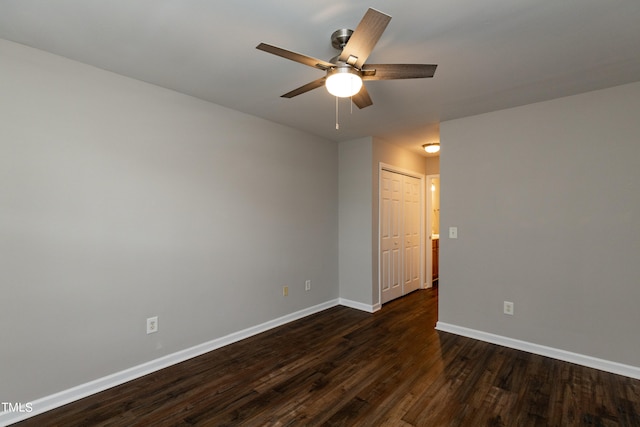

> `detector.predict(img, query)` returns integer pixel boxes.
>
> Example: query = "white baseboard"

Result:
[338,297,379,313]
[435,321,640,380]
[1,299,341,426]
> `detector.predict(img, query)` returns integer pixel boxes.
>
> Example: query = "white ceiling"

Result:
[2,0,640,157]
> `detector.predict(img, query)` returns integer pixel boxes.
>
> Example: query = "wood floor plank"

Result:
[12,289,640,426]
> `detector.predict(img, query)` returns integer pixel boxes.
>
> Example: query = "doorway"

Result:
[427,175,440,287]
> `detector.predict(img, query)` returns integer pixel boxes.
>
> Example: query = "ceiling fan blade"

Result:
[338,8,391,69]
[362,64,438,80]
[281,77,327,98]
[256,43,334,70]
[352,85,373,109]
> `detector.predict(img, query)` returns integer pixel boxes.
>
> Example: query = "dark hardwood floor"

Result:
[14,289,640,426]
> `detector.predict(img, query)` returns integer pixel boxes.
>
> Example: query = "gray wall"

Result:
[0,40,339,402]
[338,138,373,305]
[439,81,640,367]
[425,156,440,175]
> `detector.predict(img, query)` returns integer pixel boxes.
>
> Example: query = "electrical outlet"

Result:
[503,301,514,316]
[305,280,311,291]
[146,316,158,334]
[283,286,288,296]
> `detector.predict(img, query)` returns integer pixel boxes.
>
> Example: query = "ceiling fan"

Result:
[256,8,437,109]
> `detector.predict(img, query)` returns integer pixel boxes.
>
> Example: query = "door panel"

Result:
[403,175,421,293]
[381,170,403,303]
[381,169,422,304]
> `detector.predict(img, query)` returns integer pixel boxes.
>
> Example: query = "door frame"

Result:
[378,163,425,305]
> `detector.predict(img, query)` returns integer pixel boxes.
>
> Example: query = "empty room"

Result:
[1,1,640,425]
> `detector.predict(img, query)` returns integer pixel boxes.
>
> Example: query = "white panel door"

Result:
[380,169,422,304]
[403,175,421,294]
[380,170,403,303]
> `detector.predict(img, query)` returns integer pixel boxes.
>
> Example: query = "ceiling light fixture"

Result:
[326,65,363,98]
[423,143,440,154]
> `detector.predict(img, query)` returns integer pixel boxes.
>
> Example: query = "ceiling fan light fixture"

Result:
[326,66,363,98]
[423,143,440,154]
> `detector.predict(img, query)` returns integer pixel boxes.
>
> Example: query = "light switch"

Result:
[449,227,458,239]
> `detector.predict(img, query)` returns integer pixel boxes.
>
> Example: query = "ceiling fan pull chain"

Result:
[336,96,340,130]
